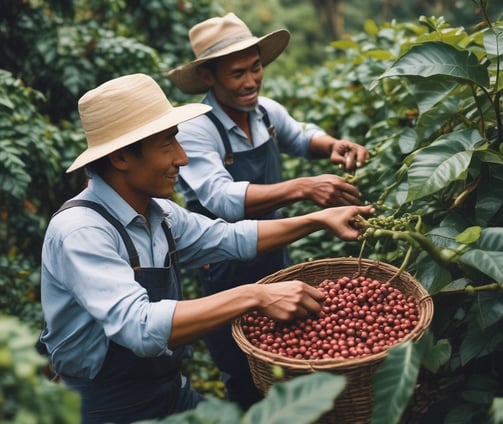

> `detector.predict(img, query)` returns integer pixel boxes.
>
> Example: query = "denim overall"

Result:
[186,107,290,409]
[55,200,201,423]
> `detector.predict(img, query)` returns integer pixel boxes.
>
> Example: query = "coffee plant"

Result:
[267,1,503,422]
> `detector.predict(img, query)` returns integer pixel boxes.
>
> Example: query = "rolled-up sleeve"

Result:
[165,202,258,268]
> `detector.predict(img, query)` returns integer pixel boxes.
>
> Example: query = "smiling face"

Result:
[107,127,188,214]
[203,46,263,114]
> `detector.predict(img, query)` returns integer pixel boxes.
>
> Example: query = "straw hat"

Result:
[66,73,211,173]
[166,13,290,94]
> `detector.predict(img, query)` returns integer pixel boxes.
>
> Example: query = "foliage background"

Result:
[1,0,502,423]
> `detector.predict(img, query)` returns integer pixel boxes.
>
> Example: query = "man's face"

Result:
[210,46,263,112]
[122,128,188,200]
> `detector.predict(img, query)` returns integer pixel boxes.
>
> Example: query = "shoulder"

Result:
[45,202,122,246]
[258,96,290,119]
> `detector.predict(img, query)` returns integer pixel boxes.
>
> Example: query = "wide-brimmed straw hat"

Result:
[66,73,211,173]
[166,13,290,94]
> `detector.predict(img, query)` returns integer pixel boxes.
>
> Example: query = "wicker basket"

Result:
[232,257,434,424]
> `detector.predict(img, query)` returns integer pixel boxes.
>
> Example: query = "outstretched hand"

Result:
[301,174,361,207]
[330,138,370,171]
[320,204,375,241]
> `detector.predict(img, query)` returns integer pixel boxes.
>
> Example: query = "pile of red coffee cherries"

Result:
[241,275,419,360]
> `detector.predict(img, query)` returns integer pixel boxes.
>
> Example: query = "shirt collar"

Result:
[204,90,261,131]
[83,173,153,227]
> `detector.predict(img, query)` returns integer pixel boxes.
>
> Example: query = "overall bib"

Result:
[56,200,202,424]
[186,107,290,409]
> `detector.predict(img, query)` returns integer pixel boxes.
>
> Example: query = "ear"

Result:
[108,149,129,171]
[197,66,215,87]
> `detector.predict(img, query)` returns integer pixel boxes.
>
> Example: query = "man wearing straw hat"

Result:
[166,13,370,409]
[39,73,374,423]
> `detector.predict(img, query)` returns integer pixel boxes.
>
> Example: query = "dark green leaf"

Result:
[159,397,243,423]
[407,130,483,201]
[458,228,503,281]
[372,41,489,89]
[420,332,452,373]
[372,341,422,424]
[243,372,346,424]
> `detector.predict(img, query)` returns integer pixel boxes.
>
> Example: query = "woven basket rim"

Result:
[232,257,434,370]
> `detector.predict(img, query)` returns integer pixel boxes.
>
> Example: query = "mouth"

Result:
[239,90,259,102]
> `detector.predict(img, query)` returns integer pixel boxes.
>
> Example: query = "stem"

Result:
[435,282,503,296]
[387,244,413,284]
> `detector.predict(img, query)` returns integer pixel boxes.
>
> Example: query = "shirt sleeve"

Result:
[165,201,258,268]
[177,117,249,222]
[44,212,175,359]
[259,97,327,158]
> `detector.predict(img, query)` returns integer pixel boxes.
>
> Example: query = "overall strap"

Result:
[55,199,141,269]
[161,220,178,268]
[206,105,275,166]
[258,104,277,142]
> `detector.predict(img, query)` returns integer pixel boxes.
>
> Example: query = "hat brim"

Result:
[166,29,290,94]
[66,103,211,173]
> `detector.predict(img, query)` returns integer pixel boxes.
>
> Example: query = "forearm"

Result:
[244,178,320,217]
[169,284,260,347]
[256,209,326,253]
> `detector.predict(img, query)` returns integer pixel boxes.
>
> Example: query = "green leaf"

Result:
[371,341,422,424]
[490,397,503,424]
[456,226,482,244]
[484,27,503,58]
[160,397,243,423]
[415,252,452,294]
[408,78,458,115]
[407,130,483,201]
[420,333,452,373]
[476,165,503,226]
[458,228,503,281]
[371,41,489,89]
[243,372,346,424]
[459,321,503,366]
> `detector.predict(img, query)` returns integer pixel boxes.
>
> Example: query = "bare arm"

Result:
[244,175,362,217]
[170,280,324,347]
[257,204,375,253]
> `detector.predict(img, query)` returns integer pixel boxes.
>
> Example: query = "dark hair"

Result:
[85,141,143,176]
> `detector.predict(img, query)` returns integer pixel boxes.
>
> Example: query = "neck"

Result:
[102,171,150,217]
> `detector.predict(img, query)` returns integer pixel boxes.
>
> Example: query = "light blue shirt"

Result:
[176,91,325,222]
[40,173,257,379]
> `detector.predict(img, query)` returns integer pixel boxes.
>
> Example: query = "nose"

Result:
[243,70,259,88]
[173,138,189,166]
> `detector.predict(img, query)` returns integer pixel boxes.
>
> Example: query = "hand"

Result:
[329,138,370,170]
[318,204,375,241]
[257,280,324,321]
[300,174,361,206]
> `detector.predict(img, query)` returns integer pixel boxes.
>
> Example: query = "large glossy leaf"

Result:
[459,320,503,366]
[371,341,423,424]
[408,78,458,114]
[371,41,489,89]
[475,165,503,226]
[420,332,452,373]
[458,228,503,281]
[160,397,242,424]
[407,130,484,201]
[242,372,346,424]
[484,27,503,58]
[415,252,453,294]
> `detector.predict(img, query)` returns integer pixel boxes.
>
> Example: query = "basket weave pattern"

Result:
[232,258,434,424]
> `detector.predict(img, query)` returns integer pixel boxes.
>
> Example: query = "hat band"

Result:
[197,32,255,59]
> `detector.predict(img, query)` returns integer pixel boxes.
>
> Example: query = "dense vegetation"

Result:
[1,0,502,423]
